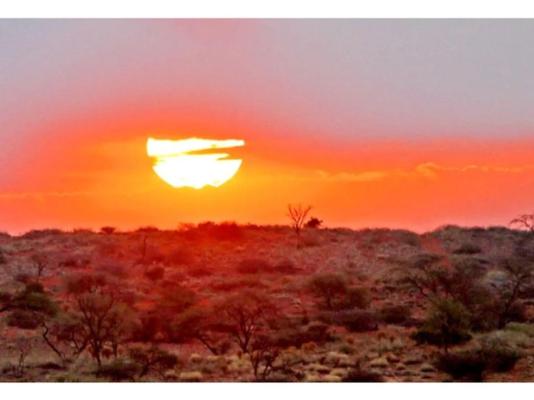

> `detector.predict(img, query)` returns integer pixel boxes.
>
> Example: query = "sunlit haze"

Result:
[2,20,534,233]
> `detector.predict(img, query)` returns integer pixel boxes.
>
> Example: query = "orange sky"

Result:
[2,20,534,234]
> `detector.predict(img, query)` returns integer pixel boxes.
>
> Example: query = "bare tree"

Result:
[31,253,48,279]
[287,204,312,246]
[249,334,280,381]
[9,336,38,376]
[218,290,276,354]
[495,257,534,328]
[510,214,534,233]
[41,314,88,365]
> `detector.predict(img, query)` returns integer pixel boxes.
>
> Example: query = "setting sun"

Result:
[146,137,245,189]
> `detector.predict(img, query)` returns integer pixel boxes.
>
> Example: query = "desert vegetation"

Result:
[1,220,534,382]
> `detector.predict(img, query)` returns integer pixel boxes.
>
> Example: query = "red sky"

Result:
[2,20,534,233]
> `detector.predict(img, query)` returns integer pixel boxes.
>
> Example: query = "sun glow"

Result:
[146,137,245,189]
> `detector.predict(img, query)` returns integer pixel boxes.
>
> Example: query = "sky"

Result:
[2,19,534,233]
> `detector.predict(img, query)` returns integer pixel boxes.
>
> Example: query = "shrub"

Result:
[129,346,178,378]
[479,332,523,372]
[236,258,273,274]
[166,247,194,266]
[305,217,323,229]
[159,285,197,314]
[0,249,6,264]
[274,322,332,348]
[7,309,42,329]
[412,299,471,350]
[342,366,383,382]
[64,273,107,295]
[97,261,128,279]
[210,277,266,292]
[273,259,300,274]
[96,359,139,381]
[453,243,482,255]
[379,304,412,325]
[340,287,370,310]
[100,226,116,234]
[144,266,165,281]
[21,229,64,239]
[435,339,522,381]
[133,312,163,342]
[12,284,57,316]
[210,222,243,240]
[435,350,487,381]
[186,264,212,278]
[307,273,348,310]
[320,309,379,332]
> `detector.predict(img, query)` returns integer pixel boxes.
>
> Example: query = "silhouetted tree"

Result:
[31,253,48,279]
[218,290,276,353]
[510,214,534,233]
[305,217,323,229]
[287,204,312,246]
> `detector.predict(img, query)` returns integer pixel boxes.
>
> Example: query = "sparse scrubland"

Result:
[1,221,534,382]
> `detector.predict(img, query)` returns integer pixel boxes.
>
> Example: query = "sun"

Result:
[146,137,245,189]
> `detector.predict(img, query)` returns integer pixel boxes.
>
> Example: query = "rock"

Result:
[179,371,203,382]
[366,352,380,360]
[189,353,202,363]
[369,357,389,369]
[404,355,423,365]
[386,353,400,363]
[322,374,342,382]
[307,363,331,374]
[325,352,350,367]
[304,373,321,382]
[330,368,347,377]
[164,371,179,381]
[395,363,406,371]
[420,363,436,373]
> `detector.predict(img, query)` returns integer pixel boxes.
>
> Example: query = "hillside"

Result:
[1,223,533,382]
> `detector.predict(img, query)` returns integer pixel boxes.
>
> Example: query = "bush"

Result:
[96,359,139,381]
[342,366,383,382]
[21,229,64,240]
[144,266,165,281]
[435,340,522,381]
[479,332,523,372]
[186,264,212,278]
[210,277,266,292]
[320,309,379,332]
[0,250,6,264]
[453,243,482,255]
[412,299,471,349]
[165,247,194,266]
[100,226,116,234]
[340,287,370,310]
[12,284,57,316]
[129,346,178,378]
[307,273,348,310]
[236,258,273,274]
[379,305,412,325]
[274,321,332,348]
[305,217,323,229]
[435,350,487,381]
[7,309,43,329]
[273,259,300,274]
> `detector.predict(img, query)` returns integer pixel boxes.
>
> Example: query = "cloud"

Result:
[315,162,534,183]
[0,191,92,200]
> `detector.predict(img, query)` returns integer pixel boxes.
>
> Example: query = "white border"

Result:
[0,382,531,400]
[2,0,534,18]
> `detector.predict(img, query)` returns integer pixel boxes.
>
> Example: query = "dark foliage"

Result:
[96,359,139,381]
[236,258,273,274]
[144,266,165,281]
[319,309,379,332]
